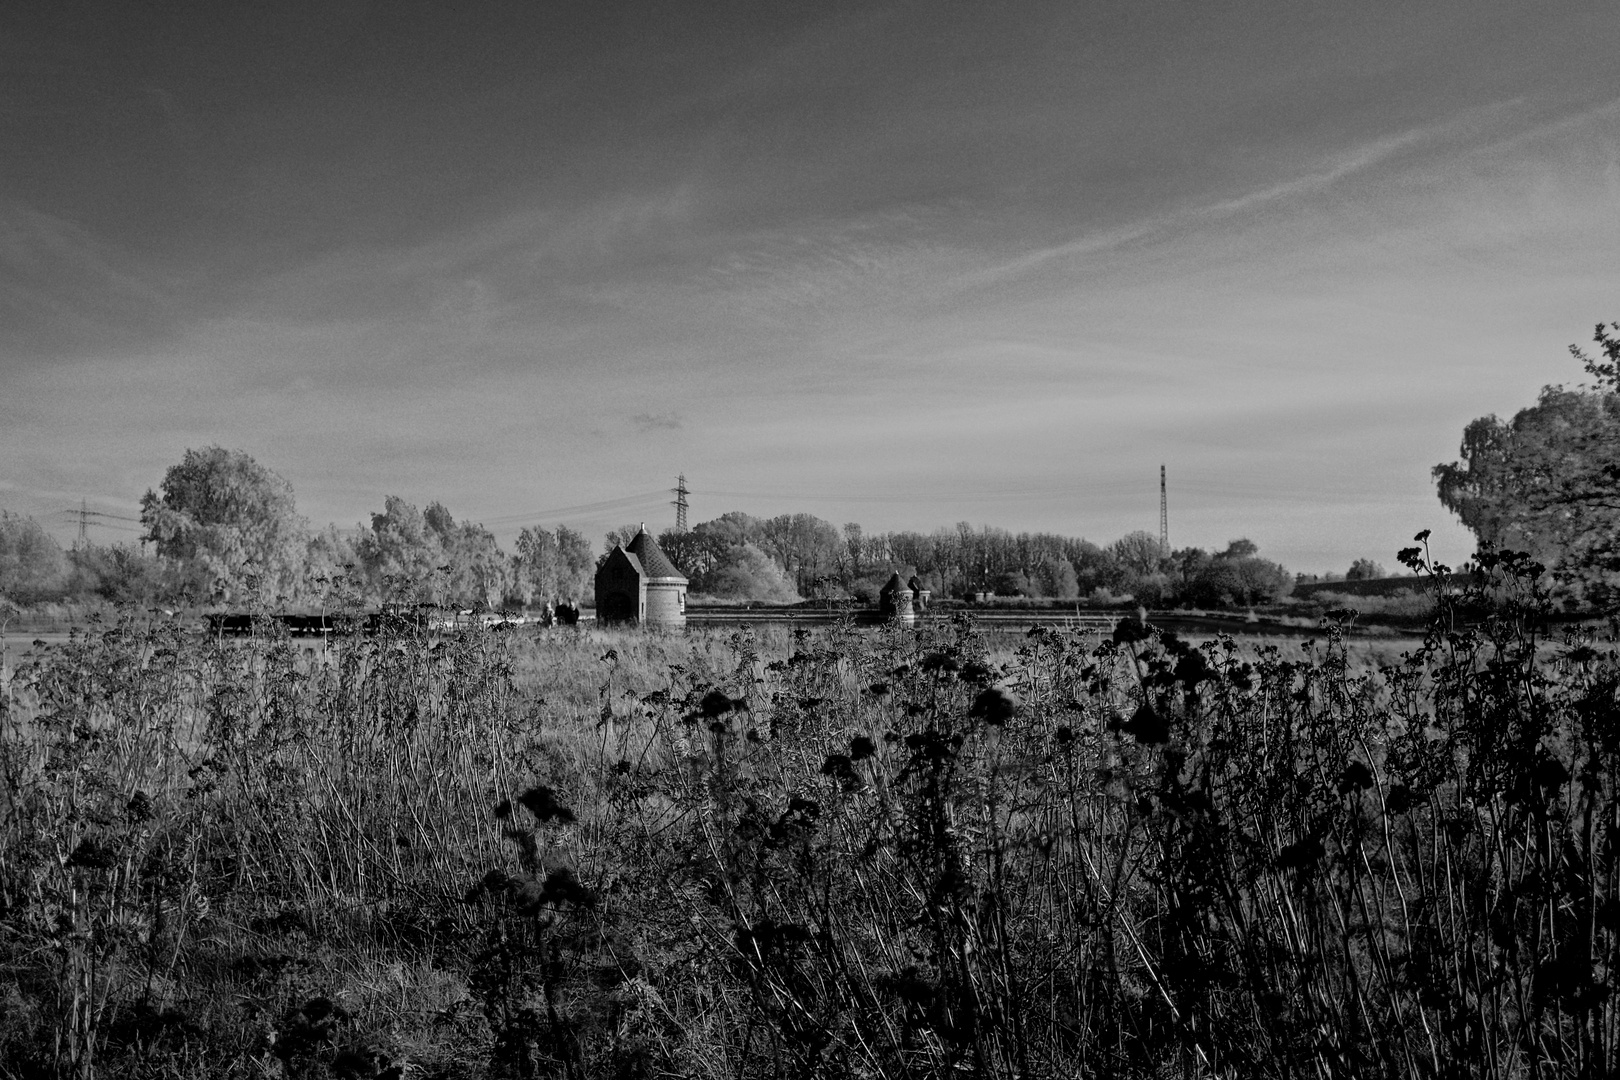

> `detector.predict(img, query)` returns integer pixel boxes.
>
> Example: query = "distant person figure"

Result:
[537,600,555,628]
[556,601,579,626]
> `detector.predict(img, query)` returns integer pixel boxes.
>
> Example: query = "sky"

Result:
[2,0,1618,574]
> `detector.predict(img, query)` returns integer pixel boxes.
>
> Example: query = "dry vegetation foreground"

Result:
[1,558,1617,1079]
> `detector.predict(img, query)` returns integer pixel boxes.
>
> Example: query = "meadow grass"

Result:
[1,555,1615,1079]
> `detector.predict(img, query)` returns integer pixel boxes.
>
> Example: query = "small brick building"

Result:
[594,525,688,629]
[878,572,916,625]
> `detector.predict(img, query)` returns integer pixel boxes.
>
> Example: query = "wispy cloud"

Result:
[1463,95,1620,160]
[971,101,1526,288]
[0,200,173,357]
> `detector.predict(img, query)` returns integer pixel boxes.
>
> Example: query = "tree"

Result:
[1165,547,1213,601]
[516,526,560,603]
[991,570,1033,597]
[661,513,765,587]
[357,496,443,602]
[140,447,308,602]
[1435,322,1620,604]
[301,525,359,604]
[1346,558,1386,581]
[0,511,68,604]
[604,524,645,553]
[553,526,596,603]
[443,519,511,609]
[703,542,800,602]
[357,499,514,607]
[759,513,842,593]
[1183,542,1293,608]
[67,543,203,607]
[1110,531,1166,578]
[1033,556,1080,599]
[1221,538,1259,560]
[842,522,864,582]
[657,528,709,581]
[1065,539,1113,595]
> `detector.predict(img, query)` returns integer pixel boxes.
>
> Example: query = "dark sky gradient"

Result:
[4,1,1618,570]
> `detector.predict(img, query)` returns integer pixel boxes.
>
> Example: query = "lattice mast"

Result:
[672,475,690,532]
[1159,465,1169,558]
[59,500,138,549]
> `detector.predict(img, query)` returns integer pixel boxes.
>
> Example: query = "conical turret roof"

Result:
[626,527,686,582]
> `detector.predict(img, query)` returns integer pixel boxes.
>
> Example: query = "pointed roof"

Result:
[604,547,643,576]
[626,527,686,582]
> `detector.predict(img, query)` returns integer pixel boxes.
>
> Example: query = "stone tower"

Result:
[594,524,688,629]
[878,572,915,626]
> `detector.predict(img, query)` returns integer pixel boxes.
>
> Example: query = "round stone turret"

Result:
[626,526,688,629]
[594,524,689,630]
[878,572,915,626]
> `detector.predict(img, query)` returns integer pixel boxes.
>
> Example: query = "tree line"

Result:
[1,450,1298,613]
[7,319,1611,615]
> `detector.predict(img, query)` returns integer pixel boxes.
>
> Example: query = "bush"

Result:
[0,511,68,604]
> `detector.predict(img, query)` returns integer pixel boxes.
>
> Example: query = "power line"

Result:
[478,489,671,526]
[55,503,143,548]
[699,482,1148,504]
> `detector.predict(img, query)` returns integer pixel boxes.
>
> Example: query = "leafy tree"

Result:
[357,499,513,607]
[301,525,359,603]
[1572,319,1620,390]
[656,528,709,580]
[139,447,308,603]
[67,543,202,606]
[842,522,864,581]
[759,513,842,593]
[1220,538,1259,560]
[702,542,800,602]
[1064,539,1113,595]
[357,496,443,602]
[553,525,596,603]
[1434,322,1620,604]
[516,526,560,604]
[991,570,1034,597]
[1184,543,1293,608]
[661,513,766,586]
[443,519,511,609]
[1032,556,1080,599]
[1346,558,1386,581]
[1110,530,1165,578]
[604,524,645,553]
[0,511,68,604]
[1165,547,1214,601]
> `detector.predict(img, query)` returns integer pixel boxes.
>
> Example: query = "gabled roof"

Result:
[626,527,687,582]
[604,547,643,576]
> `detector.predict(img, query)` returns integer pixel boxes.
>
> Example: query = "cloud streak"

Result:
[971,98,1532,287]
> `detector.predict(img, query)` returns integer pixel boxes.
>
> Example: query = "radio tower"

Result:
[672,474,690,532]
[1159,465,1169,557]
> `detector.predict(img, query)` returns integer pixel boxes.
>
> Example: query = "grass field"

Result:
[1,560,1616,1078]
